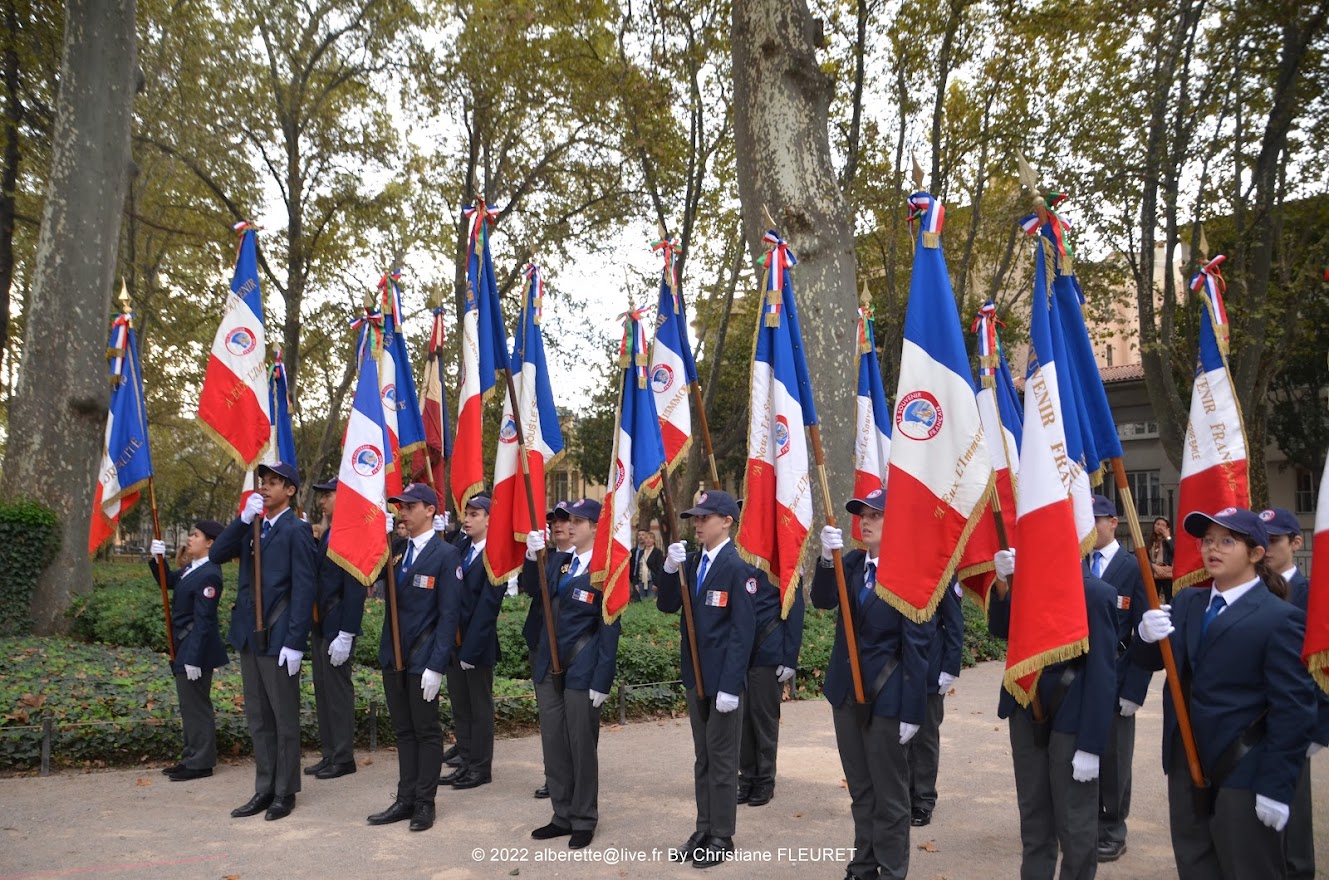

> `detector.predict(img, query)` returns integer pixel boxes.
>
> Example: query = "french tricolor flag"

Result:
[1173,255,1249,589]
[197,223,271,467]
[380,270,428,496]
[327,335,391,585]
[485,265,565,585]
[851,303,891,546]
[238,350,298,514]
[877,193,993,621]
[1002,234,1090,705]
[736,231,814,615]
[1305,448,1329,694]
[90,312,154,555]
[649,236,697,471]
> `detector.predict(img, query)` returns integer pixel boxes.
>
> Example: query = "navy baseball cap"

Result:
[555,497,601,523]
[465,492,492,513]
[1258,507,1301,537]
[1092,494,1117,518]
[312,477,339,492]
[390,483,439,508]
[257,461,299,488]
[194,519,224,540]
[846,486,886,515]
[546,500,568,523]
[1183,506,1269,549]
[681,490,740,520]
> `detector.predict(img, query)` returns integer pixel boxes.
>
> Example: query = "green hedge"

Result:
[0,499,60,635]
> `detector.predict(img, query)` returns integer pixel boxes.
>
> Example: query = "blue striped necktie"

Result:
[1201,594,1226,636]
[860,561,877,606]
[399,542,415,579]
[558,557,580,595]
[695,553,711,596]
[1091,551,1104,578]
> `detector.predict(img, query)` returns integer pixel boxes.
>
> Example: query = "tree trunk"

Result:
[731,0,859,517]
[0,0,21,376]
[0,0,136,633]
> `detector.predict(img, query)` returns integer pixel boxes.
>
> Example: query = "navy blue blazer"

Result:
[381,534,462,674]
[926,580,965,687]
[1284,568,1329,746]
[211,510,317,656]
[151,557,229,673]
[988,573,1118,756]
[518,551,621,692]
[809,550,932,724]
[453,537,505,669]
[1133,581,1316,802]
[315,531,367,639]
[1087,546,1154,706]
[749,568,805,669]
[657,541,756,697]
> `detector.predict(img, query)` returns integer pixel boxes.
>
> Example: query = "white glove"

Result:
[241,492,265,524]
[1255,794,1290,832]
[385,513,395,534]
[1139,605,1174,643]
[938,671,957,695]
[994,548,1016,580]
[277,647,302,677]
[329,631,354,667]
[1119,698,1141,717]
[421,668,443,702]
[776,665,795,683]
[460,660,475,671]
[1071,750,1100,782]
[664,541,687,574]
[184,664,202,681]
[151,539,167,557]
[820,525,843,561]
[715,691,739,713]
[899,722,920,744]
[589,689,608,708]
[299,511,308,522]
[525,530,545,560]
[433,514,448,532]
[1309,742,1324,757]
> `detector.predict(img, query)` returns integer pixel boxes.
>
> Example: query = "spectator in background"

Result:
[631,528,663,602]
[1149,517,1174,603]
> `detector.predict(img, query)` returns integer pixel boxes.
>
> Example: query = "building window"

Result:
[1105,345,1113,366]
[1295,467,1316,515]
[1114,470,1164,519]
[1117,420,1159,440]
[548,471,574,505]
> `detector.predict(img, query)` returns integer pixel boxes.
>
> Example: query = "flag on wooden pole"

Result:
[90,311,154,554]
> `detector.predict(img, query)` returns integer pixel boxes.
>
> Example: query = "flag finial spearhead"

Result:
[911,152,925,190]
[118,279,132,315]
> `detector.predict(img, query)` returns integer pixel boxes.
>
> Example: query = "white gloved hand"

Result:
[776,665,796,683]
[1119,698,1141,717]
[241,492,265,524]
[525,530,545,560]
[151,539,167,557]
[664,541,687,574]
[820,525,844,561]
[184,664,202,681]
[299,511,308,522]
[715,691,739,713]
[899,722,920,744]
[1071,750,1100,782]
[1139,605,1174,643]
[433,514,448,532]
[1255,794,1290,832]
[1308,742,1324,757]
[589,689,608,708]
[938,671,957,695]
[994,548,1016,580]
[277,647,303,677]
[384,513,395,534]
[329,631,354,667]
[421,668,443,702]
[460,660,475,671]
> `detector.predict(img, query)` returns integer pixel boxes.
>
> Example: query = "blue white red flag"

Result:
[238,349,299,514]
[649,236,698,471]
[90,312,154,555]
[1305,448,1329,693]
[420,302,453,479]
[380,270,428,471]
[851,302,891,547]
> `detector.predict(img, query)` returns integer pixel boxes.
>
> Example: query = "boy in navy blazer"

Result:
[738,564,804,808]
[210,461,316,821]
[658,490,756,869]
[150,519,227,782]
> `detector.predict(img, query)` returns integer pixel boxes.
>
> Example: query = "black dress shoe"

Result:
[442,744,459,763]
[367,799,414,825]
[671,831,708,863]
[1097,840,1127,862]
[531,821,573,840]
[736,782,751,804]
[439,767,467,786]
[910,808,931,827]
[444,754,464,768]
[569,829,594,849]
[161,762,184,776]
[409,802,436,832]
[167,767,213,782]
[534,783,550,799]
[747,784,772,807]
[303,757,329,776]
[264,794,295,821]
[315,760,357,780]
[692,836,734,869]
[230,792,274,818]
[452,770,492,790]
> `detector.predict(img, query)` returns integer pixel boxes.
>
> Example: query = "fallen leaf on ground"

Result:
[917,839,939,853]
[134,778,151,786]
[359,757,374,766]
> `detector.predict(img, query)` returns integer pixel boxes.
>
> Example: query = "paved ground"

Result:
[0,659,1325,879]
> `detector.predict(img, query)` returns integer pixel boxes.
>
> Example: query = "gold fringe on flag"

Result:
[922,231,940,249]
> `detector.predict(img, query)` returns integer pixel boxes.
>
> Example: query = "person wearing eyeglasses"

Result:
[1133,507,1316,879]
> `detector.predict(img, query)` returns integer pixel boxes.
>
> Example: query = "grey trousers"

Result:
[1097,711,1134,847]
[239,649,303,797]
[174,668,216,769]
[832,705,912,880]
[310,630,356,764]
[1009,711,1098,880]
[908,691,946,813]
[447,664,495,775]
[534,678,601,831]
[1286,760,1315,880]
[1167,738,1286,879]
[382,670,443,806]
[686,687,743,839]
[739,666,781,788]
